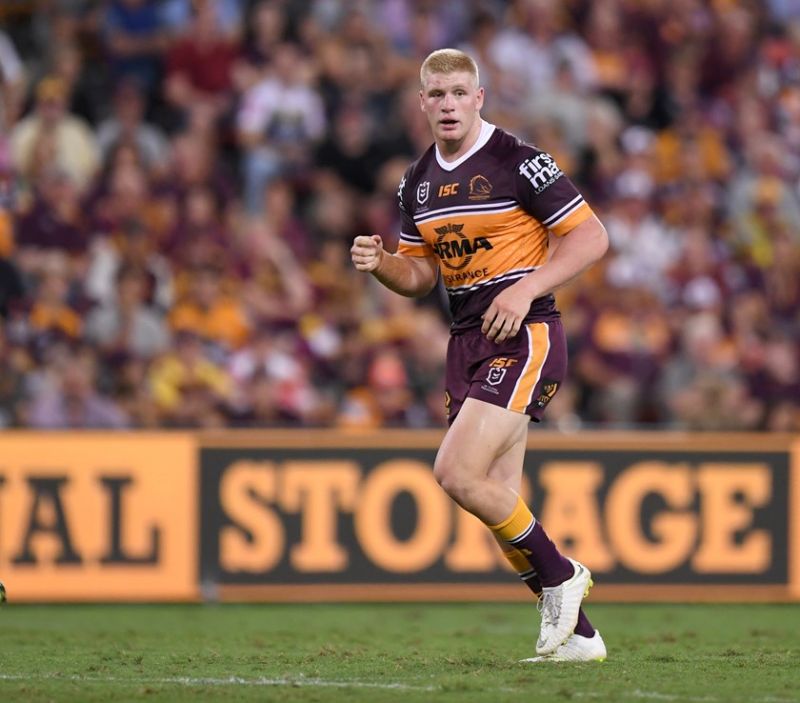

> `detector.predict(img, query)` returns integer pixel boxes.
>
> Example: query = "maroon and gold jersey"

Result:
[397,122,594,331]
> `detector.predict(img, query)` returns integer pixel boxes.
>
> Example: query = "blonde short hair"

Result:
[420,49,480,88]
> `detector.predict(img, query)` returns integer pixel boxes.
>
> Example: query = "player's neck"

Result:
[436,118,484,163]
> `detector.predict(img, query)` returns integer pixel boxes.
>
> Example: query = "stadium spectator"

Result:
[237,42,325,213]
[575,287,672,425]
[234,0,287,90]
[0,255,24,319]
[84,263,170,359]
[147,328,231,427]
[25,252,82,343]
[169,262,250,352]
[14,167,89,275]
[164,184,229,269]
[85,218,174,312]
[0,323,27,427]
[40,39,106,126]
[26,344,130,429]
[96,78,170,174]
[160,0,244,40]
[603,168,681,298]
[10,75,99,191]
[163,0,241,134]
[101,0,169,99]
[0,27,25,131]
[228,322,330,426]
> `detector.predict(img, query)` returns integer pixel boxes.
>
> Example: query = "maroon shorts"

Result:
[444,319,568,425]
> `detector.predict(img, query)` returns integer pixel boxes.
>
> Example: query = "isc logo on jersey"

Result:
[519,153,563,193]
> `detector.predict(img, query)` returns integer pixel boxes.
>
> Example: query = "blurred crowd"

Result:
[0,0,797,431]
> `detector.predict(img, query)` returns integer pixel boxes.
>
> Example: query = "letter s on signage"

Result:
[220,461,285,572]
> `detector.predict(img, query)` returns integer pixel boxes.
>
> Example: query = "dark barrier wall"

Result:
[1,431,798,602]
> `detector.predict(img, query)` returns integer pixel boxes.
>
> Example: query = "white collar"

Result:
[435,120,496,171]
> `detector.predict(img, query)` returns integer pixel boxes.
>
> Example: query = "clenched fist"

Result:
[351,235,385,273]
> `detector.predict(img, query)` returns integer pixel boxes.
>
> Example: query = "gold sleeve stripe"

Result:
[550,202,593,237]
[509,322,550,413]
[397,240,434,257]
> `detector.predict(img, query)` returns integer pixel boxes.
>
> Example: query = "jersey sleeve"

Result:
[514,148,595,237]
[395,166,434,257]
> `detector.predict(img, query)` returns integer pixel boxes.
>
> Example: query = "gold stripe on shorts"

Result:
[508,322,549,413]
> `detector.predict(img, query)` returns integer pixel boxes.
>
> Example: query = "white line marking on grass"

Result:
[573,692,797,703]
[630,691,716,702]
[0,673,437,692]
[0,675,797,703]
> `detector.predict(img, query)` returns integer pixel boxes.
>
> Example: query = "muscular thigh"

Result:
[445,319,567,426]
[436,397,529,483]
[487,428,527,489]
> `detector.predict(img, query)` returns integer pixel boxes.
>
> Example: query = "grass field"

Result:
[1,603,798,703]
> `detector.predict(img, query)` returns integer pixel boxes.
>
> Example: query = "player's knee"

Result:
[433,454,470,504]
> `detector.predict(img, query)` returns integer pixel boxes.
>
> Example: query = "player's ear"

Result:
[475,87,485,110]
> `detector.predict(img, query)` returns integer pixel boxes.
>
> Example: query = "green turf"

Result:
[0,603,798,703]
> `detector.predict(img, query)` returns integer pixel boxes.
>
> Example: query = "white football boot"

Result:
[520,630,607,663]
[535,558,593,655]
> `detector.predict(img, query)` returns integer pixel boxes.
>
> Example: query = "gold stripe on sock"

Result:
[489,495,534,542]
[502,547,532,574]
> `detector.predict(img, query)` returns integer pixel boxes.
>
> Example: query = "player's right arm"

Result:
[351,234,439,298]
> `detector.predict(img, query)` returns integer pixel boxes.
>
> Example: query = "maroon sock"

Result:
[508,520,573,587]
[520,570,542,595]
[573,608,596,638]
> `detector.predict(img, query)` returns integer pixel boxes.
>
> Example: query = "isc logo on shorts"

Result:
[489,357,518,369]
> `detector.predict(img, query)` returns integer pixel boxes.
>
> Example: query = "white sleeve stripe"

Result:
[542,195,583,226]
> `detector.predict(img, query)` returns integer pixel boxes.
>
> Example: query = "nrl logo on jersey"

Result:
[519,153,563,194]
[432,223,493,270]
[417,180,430,205]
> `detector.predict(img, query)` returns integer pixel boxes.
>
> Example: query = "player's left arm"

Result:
[482,215,607,342]
[515,214,608,300]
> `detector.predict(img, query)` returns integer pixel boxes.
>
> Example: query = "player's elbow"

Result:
[579,219,609,266]
[409,278,437,298]
[593,222,610,262]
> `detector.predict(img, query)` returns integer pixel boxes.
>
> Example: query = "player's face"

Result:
[420,71,484,155]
